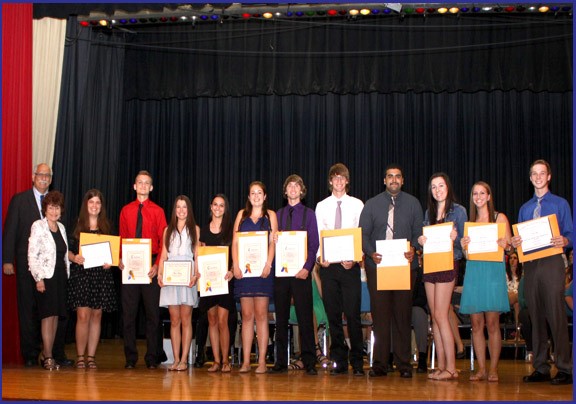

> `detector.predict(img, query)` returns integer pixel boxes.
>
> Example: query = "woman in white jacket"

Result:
[28,191,70,370]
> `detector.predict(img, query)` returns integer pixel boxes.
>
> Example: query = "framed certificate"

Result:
[121,238,152,284]
[80,241,113,269]
[320,227,363,263]
[163,260,192,286]
[275,231,307,277]
[464,222,505,262]
[197,246,229,297]
[80,232,120,266]
[238,231,269,278]
[422,222,454,274]
[512,214,563,263]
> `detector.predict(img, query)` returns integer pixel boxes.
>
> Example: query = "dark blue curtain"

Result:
[52,14,573,232]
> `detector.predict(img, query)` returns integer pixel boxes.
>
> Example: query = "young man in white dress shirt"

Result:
[315,163,365,376]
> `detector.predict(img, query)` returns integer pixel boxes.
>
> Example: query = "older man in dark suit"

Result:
[3,163,72,367]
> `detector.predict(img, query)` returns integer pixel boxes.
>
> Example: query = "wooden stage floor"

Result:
[1,339,573,401]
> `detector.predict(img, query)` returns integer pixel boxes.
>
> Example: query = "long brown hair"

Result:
[426,172,456,225]
[469,181,497,223]
[73,189,111,239]
[165,195,198,253]
[239,181,270,230]
[211,194,233,245]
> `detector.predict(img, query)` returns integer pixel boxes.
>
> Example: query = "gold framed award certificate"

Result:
[197,246,229,297]
[121,238,152,284]
[238,231,269,278]
[275,231,307,277]
[163,260,192,286]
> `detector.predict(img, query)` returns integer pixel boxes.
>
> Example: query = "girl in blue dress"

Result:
[459,181,511,382]
[232,181,278,374]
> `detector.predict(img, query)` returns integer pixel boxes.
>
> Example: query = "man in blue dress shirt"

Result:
[511,159,573,385]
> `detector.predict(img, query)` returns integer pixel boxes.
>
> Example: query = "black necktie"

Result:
[286,207,294,230]
[135,203,143,238]
[40,194,45,218]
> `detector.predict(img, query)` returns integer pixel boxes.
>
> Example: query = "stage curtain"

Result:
[2,2,33,366]
[32,17,66,166]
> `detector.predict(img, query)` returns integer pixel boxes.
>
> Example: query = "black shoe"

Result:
[330,366,348,375]
[157,351,168,365]
[417,355,428,373]
[368,367,387,377]
[124,362,136,369]
[306,367,318,375]
[24,359,38,367]
[523,370,551,382]
[551,372,573,385]
[353,368,365,376]
[456,350,466,359]
[55,357,74,367]
[269,364,288,374]
[146,362,157,369]
[400,370,413,378]
[194,351,206,368]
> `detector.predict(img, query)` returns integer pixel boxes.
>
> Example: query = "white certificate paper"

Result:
[238,232,268,278]
[163,260,192,286]
[376,239,409,268]
[122,239,152,284]
[198,252,229,297]
[423,224,453,254]
[323,234,355,263]
[275,231,307,277]
[467,224,499,254]
[81,241,113,269]
[517,217,553,253]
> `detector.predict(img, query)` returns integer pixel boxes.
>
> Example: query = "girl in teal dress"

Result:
[459,181,511,382]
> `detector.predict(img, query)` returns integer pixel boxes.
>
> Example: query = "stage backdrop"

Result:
[51,12,572,231]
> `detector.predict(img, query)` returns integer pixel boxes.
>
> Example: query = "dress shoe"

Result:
[523,370,551,382]
[368,367,387,377]
[156,350,168,365]
[551,372,573,385]
[400,370,413,378]
[306,367,318,375]
[353,368,365,376]
[124,362,136,369]
[55,357,74,367]
[24,359,38,367]
[329,366,348,375]
[269,364,288,374]
[146,362,158,369]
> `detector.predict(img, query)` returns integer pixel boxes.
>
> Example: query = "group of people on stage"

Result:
[2,159,572,385]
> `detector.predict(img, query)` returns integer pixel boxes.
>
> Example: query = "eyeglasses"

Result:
[35,172,52,178]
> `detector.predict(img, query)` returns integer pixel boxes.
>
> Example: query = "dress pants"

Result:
[365,263,414,373]
[274,276,316,369]
[524,254,572,375]
[16,254,41,362]
[319,263,363,370]
[122,277,161,365]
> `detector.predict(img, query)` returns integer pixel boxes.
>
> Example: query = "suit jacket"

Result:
[28,218,70,282]
[2,189,42,267]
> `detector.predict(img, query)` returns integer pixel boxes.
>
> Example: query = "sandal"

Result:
[208,362,221,372]
[168,362,180,371]
[488,373,499,382]
[288,360,305,370]
[86,356,97,369]
[434,369,459,381]
[42,357,60,371]
[76,355,86,369]
[469,371,487,381]
[221,363,231,373]
[239,364,251,373]
[428,368,443,379]
[176,362,188,371]
[255,364,268,374]
[315,344,330,367]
